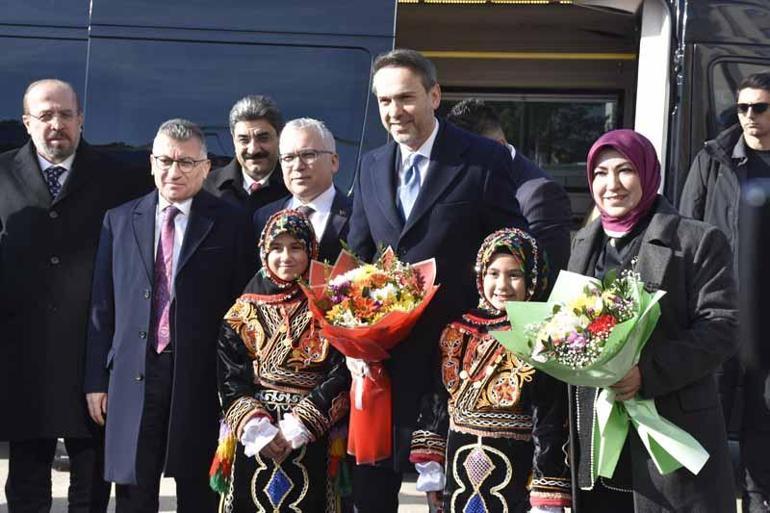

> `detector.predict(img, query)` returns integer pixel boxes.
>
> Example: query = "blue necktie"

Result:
[397,154,423,220]
[44,166,65,198]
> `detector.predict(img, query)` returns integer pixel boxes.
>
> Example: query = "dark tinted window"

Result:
[83,38,372,187]
[91,0,393,36]
[0,0,89,26]
[0,38,87,152]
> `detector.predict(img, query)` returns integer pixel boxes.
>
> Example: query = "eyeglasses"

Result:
[151,155,209,173]
[279,149,333,166]
[737,102,770,115]
[26,110,79,124]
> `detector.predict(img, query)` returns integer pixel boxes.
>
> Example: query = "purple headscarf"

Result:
[586,129,661,236]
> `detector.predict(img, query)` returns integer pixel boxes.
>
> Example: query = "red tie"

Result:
[249,181,264,194]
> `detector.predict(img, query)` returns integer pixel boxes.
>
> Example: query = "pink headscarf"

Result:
[586,129,661,236]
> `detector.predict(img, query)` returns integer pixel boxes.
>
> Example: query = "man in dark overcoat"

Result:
[85,119,255,512]
[346,49,527,513]
[203,95,288,215]
[0,79,150,513]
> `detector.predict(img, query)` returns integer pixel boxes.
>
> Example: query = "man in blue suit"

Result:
[85,119,254,513]
[254,117,351,264]
[447,98,573,286]
[346,49,527,513]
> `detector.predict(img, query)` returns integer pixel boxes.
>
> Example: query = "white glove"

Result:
[240,416,279,457]
[414,461,446,492]
[279,413,312,449]
[530,506,564,513]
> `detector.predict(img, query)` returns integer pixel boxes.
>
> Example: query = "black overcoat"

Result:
[570,197,738,513]
[0,140,150,440]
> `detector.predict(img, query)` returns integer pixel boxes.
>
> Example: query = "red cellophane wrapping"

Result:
[299,248,439,464]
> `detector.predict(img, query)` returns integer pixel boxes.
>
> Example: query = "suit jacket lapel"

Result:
[132,191,159,282]
[403,122,466,236]
[371,143,404,232]
[176,192,215,277]
[319,188,350,260]
[13,142,52,207]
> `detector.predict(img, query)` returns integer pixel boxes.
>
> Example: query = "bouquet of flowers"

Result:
[300,247,439,464]
[493,270,710,483]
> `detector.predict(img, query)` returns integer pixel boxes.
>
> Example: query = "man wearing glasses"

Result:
[681,71,770,512]
[0,79,150,513]
[204,95,288,216]
[85,119,254,512]
[254,118,351,265]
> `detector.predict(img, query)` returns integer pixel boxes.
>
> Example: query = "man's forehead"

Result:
[234,119,276,136]
[154,135,202,155]
[27,84,77,108]
[739,87,770,100]
[280,128,319,148]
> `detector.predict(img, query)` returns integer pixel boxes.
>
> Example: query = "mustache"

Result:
[242,151,270,160]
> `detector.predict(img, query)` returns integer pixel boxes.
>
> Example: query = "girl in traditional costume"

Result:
[410,228,571,513]
[211,209,350,512]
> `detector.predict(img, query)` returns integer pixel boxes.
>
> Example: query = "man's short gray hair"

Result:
[228,95,284,134]
[281,118,336,152]
[155,118,207,156]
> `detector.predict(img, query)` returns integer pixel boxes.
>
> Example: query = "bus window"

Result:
[83,38,372,188]
[440,94,619,227]
[0,38,87,152]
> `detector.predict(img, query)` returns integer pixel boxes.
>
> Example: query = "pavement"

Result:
[0,441,426,512]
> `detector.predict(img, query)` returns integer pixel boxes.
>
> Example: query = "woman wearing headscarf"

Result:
[214,209,350,513]
[571,129,738,512]
[410,228,571,513]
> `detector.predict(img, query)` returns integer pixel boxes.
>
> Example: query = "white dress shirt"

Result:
[37,153,75,188]
[154,196,193,281]
[287,184,336,241]
[397,117,439,187]
[242,169,274,194]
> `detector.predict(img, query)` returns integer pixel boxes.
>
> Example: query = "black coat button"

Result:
[49,211,59,219]
[144,289,151,299]
[50,256,60,265]
[135,374,144,382]
[139,331,147,339]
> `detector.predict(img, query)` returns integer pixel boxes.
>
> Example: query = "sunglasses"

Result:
[737,102,770,115]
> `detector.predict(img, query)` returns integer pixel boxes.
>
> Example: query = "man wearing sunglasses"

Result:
[681,71,770,512]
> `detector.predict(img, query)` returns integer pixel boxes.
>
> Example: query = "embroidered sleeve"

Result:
[529,371,571,508]
[410,429,446,465]
[224,396,271,438]
[290,345,350,441]
[410,344,450,465]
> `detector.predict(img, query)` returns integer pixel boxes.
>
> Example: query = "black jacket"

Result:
[203,158,288,217]
[0,140,151,440]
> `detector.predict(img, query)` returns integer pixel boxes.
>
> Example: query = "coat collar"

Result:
[318,187,350,259]
[131,189,218,282]
[571,196,679,290]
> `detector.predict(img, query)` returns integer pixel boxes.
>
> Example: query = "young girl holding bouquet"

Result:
[211,209,350,513]
[409,228,571,513]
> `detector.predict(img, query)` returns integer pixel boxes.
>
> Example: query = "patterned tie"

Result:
[397,154,423,220]
[152,206,180,353]
[44,166,66,198]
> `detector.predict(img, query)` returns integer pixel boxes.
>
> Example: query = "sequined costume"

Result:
[410,228,571,513]
[216,210,350,513]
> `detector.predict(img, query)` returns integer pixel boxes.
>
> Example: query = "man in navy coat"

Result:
[346,49,527,513]
[85,119,254,512]
[254,117,351,264]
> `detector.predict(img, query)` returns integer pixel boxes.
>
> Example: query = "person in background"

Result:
[346,48,527,513]
[446,99,573,287]
[680,70,770,513]
[0,78,150,513]
[572,129,737,512]
[254,118,351,265]
[85,118,254,513]
[204,95,288,215]
[410,228,571,513]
